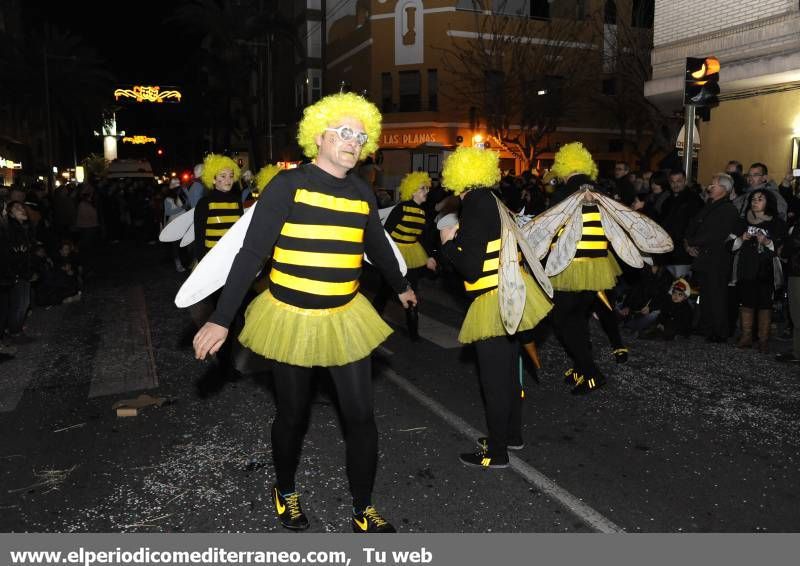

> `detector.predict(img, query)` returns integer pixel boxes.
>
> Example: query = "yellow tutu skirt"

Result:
[549,255,622,292]
[397,242,428,269]
[459,272,553,344]
[238,291,392,367]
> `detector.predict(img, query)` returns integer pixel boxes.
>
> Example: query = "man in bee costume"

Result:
[439,147,553,468]
[193,92,417,533]
[373,171,437,339]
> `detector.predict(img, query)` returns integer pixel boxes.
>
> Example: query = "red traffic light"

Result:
[157,148,164,156]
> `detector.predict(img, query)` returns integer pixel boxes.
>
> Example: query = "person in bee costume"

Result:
[193,154,244,262]
[192,92,417,533]
[439,147,553,469]
[373,171,437,340]
[524,143,672,394]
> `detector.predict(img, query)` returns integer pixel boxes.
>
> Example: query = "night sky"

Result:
[21,1,206,171]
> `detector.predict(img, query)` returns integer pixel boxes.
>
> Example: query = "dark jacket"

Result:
[659,189,704,265]
[733,215,786,284]
[684,197,740,274]
[781,221,800,278]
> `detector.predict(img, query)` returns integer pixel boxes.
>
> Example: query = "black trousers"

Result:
[696,269,730,339]
[373,267,422,313]
[551,290,602,377]
[594,291,623,350]
[271,357,377,510]
[474,335,520,457]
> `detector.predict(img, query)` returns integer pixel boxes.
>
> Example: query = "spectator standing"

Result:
[684,173,740,342]
[732,163,788,221]
[660,170,704,278]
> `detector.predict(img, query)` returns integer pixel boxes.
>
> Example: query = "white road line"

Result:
[89,286,158,398]
[380,366,626,533]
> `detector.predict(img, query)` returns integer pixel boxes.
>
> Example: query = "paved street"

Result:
[1,242,799,533]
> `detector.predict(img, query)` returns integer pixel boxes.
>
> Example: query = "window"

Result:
[602,78,617,95]
[631,0,654,28]
[427,69,438,111]
[381,72,393,112]
[604,0,617,24]
[530,0,549,19]
[399,70,421,112]
[311,75,321,103]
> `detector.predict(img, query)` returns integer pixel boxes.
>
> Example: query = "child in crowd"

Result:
[641,278,694,340]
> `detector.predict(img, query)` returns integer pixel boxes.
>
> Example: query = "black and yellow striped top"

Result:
[551,204,609,260]
[384,200,427,245]
[440,188,522,299]
[194,189,244,259]
[210,164,409,326]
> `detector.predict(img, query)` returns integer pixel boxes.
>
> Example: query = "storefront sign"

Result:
[0,157,22,169]
[380,131,438,147]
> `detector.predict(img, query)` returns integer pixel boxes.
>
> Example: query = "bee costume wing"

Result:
[521,193,582,260]
[545,201,583,277]
[592,191,674,257]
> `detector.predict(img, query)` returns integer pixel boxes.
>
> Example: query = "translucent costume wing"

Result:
[521,192,582,260]
[598,208,645,268]
[592,192,674,256]
[545,204,583,276]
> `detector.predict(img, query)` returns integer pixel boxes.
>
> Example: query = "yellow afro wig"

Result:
[296,92,382,160]
[441,147,500,195]
[399,171,432,201]
[201,154,241,189]
[255,164,282,191]
[551,142,598,181]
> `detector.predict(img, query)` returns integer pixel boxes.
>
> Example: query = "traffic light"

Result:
[156,148,164,156]
[684,56,720,107]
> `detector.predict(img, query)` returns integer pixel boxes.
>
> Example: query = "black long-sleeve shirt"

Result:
[210,164,408,328]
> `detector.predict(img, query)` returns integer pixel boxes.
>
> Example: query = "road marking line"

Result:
[380,366,625,533]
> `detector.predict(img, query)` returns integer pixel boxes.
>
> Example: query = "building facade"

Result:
[325,0,658,190]
[645,0,800,182]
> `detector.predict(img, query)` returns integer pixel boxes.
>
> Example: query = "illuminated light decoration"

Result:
[122,135,157,145]
[277,161,300,169]
[114,85,182,104]
[0,157,23,169]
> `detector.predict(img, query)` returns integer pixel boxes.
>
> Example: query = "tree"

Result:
[172,0,304,167]
[592,0,679,169]
[437,0,599,171]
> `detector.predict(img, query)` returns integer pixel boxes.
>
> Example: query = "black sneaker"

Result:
[612,347,629,363]
[459,449,509,469]
[272,485,309,530]
[571,373,606,395]
[477,436,524,451]
[775,352,800,363]
[352,506,396,533]
[563,367,579,384]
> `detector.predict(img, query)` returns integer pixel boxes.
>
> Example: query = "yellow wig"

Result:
[296,92,382,160]
[256,165,282,191]
[551,142,598,181]
[399,171,432,201]
[201,154,241,189]
[441,147,500,195]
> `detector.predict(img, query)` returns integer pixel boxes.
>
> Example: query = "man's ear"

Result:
[315,133,323,149]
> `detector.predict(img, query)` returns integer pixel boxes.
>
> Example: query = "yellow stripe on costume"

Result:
[295,189,369,215]
[577,240,608,250]
[401,215,426,224]
[403,206,424,214]
[204,240,218,248]
[269,268,359,296]
[482,252,522,272]
[396,226,423,235]
[486,238,501,253]
[273,246,363,269]
[391,232,417,242]
[464,273,498,292]
[209,215,240,224]
[583,211,601,221]
[208,202,240,210]
[582,226,605,236]
[205,228,229,236]
[280,223,364,242]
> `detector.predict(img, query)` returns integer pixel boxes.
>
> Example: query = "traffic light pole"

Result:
[682,104,696,180]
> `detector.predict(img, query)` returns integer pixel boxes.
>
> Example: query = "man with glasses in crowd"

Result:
[733,162,787,220]
[193,92,416,533]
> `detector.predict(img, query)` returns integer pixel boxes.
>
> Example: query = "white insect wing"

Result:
[159,208,195,242]
[593,192,673,253]
[497,207,526,334]
[363,231,408,276]
[545,204,582,276]
[522,194,581,260]
[599,210,644,268]
[179,226,195,247]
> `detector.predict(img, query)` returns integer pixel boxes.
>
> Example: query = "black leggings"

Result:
[474,335,520,457]
[271,357,377,509]
[551,290,602,377]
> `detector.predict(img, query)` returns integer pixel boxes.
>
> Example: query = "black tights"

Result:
[271,357,377,510]
[474,335,520,457]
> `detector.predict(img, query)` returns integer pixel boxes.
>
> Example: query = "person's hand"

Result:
[439,225,458,244]
[640,305,650,315]
[742,231,752,241]
[687,246,700,257]
[425,257,437,271]
[398,287,417,308]
[193,322,229,360]
[756,233,770,246]
[783,171,794,185]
